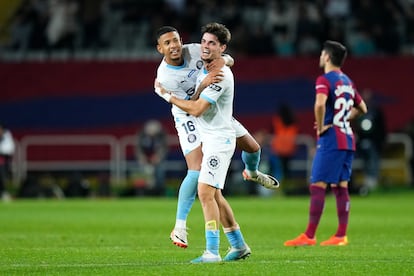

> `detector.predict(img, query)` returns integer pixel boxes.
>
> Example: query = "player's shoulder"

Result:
[316,74,327,82]
[183,43,201,50]
[222,66,234,80]
[156,59,168,73]
[183,43,201,58]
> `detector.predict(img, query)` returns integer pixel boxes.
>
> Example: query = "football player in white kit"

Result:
[154,26,279,252]
[156,22,251,263]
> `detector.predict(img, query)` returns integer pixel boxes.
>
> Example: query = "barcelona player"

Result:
[284,40,367,246]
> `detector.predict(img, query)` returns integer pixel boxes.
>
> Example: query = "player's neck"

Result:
[203,57,220,72]
[324,64,341,74]
[165,56,184,66]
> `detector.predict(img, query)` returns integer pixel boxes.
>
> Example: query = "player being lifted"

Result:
[154,26,279,250]
[156,22,253,263]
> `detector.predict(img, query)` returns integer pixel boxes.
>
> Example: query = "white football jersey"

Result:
[156,43,204,117]
[195,66,236,143]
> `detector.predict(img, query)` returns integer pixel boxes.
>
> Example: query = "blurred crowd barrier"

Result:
[8,132,412,197]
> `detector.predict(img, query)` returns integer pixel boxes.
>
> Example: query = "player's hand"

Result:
[207,57,225,72]
[204,70,224,86]
[315,122,332,136]
[154,79,172,102]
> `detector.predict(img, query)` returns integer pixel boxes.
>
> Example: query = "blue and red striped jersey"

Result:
[315,70,363,151]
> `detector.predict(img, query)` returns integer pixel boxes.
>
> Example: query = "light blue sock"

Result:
[224,229,246,249]
[206,230,220,255]
[241,149,261,172]
[176,170,199,221]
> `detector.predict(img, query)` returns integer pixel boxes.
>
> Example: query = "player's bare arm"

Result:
[191,55,232,100]
[314,93,332,136]
[349,100,368,120]
[170,96,210,117]
[154,80,210,117]
[191,70,224,100]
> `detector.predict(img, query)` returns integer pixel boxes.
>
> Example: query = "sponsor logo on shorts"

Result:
[188,134,197,143]
[207,155,220,170]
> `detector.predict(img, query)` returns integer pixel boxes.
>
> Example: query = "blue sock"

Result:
[241,149,261,172]
[176,170,199,221]
[206,230,220,255]
[224,229,246,249]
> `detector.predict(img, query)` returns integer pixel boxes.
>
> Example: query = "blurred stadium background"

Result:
[0,0,413,198]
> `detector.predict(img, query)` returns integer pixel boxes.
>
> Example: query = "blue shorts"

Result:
[310,149,354,184]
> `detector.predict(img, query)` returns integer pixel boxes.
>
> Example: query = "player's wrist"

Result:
[155,87,172,103]
[163,93,172,102]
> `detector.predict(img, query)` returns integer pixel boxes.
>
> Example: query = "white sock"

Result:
[245,169,258,178]
[175,219,186,229]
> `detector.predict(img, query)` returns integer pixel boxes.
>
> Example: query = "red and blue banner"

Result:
[1,57,413,138]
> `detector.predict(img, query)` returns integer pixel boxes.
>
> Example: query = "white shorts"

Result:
[174,113,202,156]
[198,138,236,190]
[175,114,247,156]
[232,117,248,138]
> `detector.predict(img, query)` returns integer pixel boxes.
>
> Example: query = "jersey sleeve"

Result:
[315,75,330,96]
[200,82,223,104]
[354,89,362,105]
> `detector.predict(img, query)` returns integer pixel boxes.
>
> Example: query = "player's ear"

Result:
[221,44,227,53]
[156,44,163,54]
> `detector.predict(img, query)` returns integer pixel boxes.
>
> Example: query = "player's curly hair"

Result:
[201,23,231,45]
[323,40,347,67]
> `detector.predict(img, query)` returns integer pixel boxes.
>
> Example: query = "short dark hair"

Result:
[155,26,178,43]
[323,40,347,67]
[201,22,231,45]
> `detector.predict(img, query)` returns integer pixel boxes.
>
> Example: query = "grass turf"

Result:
[1,191,413,275]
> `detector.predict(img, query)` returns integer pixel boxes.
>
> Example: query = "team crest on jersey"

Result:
[196,60,203,69]
[207,155,220,170]
[208,83,222,91]
[187,134,197,143]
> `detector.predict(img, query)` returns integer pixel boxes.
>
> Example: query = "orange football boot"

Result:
[320,235,348,246]
[284,233,316,246]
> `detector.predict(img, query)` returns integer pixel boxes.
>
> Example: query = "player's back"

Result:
[316,70,358,151]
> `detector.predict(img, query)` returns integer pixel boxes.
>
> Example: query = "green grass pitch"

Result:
[1,191,413,275]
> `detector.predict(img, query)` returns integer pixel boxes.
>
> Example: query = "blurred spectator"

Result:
[403,2,414,54]
[269,104,299,181]
[8,3,33,52]
[265,0,296,36]
[165,0,186,14]
[28,0,49,50]
[354,89,387,194]
[294,1,323,55]
[402,117,414,188]
[46,0,80,51]
[247,25,275,55]
[324,0,351,21]
[135,120,168,196]
[273,30,295,56]
[0,124,15,201]
[3,0,414,57]
[78,0,104,49]
[348,28,377,56]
